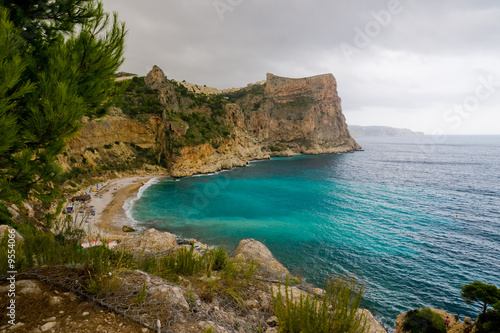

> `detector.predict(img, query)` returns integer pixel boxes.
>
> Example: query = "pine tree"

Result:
[0,1,126,204]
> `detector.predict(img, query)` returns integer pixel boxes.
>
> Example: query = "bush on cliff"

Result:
[402,308,446,333]
[272,275,367,333]
[476,301,500,333]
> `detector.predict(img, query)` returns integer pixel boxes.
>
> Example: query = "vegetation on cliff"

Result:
[272,275,367,333]
[0,0,125,206]
[461,281,500,332]
[401,308,446,333]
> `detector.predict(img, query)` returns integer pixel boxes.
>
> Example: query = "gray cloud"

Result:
[102,0,500,134]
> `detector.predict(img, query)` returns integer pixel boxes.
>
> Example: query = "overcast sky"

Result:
[101,0,500,135]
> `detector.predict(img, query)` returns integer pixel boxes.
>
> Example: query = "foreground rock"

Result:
[0,225,24,242]
[359,309,388,333]
[235,238,290,278]
[121,225,136,233]
[114,228,177,258]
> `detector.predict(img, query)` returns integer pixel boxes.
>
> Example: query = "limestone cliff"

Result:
[65,67,360,177]
[235,73,360,154]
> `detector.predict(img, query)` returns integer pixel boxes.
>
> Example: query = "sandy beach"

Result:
[71,176,157,238]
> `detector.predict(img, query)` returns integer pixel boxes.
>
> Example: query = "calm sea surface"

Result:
[128,135,500,329]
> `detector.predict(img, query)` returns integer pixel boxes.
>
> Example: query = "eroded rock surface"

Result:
[235,238,289,278]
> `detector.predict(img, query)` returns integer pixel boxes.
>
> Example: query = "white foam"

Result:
[123,177,162,228]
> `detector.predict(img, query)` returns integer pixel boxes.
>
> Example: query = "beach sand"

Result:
[76,176,155,238]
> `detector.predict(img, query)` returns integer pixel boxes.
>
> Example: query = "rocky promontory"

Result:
[64,67,360,178]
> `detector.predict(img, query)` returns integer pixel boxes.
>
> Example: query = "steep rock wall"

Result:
[240,73,360,154]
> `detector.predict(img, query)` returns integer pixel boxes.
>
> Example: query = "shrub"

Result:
[476,301,500,333]
[402,308,446,333]
[272,275,367,333]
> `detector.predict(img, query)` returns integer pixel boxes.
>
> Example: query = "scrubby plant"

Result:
[402,308,446,333]
[476,301,500,333]
[272,275,367,333]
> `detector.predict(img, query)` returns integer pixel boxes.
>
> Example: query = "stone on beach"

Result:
[121,225,136,232]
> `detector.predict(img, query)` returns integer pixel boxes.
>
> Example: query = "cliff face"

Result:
[66,68,359,177]
[240,73,360,154]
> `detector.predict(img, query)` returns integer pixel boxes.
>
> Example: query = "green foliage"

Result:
[275,97,316,110]
[223,84,265,103]
[173,111,232,148]
[402,308,446,333]
[476,301,500,333]
[0,1,126,204]
[0,202,13,225]
[272,275,367,333]
[461,281,500,314]
[269,143,287,152]
[114,76,164,116]
[134,282,148,304]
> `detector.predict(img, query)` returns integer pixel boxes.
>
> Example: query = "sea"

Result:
[125,135,500,330]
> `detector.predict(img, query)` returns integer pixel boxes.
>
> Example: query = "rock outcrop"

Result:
[242,73,360,154]
[235,238,290,278]
[115,228,178,259]
[0,225,24,241]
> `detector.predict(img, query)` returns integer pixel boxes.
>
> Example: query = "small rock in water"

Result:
[122,225,136,232]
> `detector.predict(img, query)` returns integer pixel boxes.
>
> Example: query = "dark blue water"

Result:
[129,135,500,329]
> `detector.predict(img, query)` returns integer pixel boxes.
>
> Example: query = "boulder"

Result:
[117,270,189,310]
[114,228,177,259]
[357,309,387,333]
[17,279,43,296]
[235,239,289,278]
[121,225,136,233]
[0,225,24,242]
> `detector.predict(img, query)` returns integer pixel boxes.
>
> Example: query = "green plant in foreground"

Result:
[134,282,148,304]
[272,274,367,333]
[476,301,500,333]
[402,308,446,333]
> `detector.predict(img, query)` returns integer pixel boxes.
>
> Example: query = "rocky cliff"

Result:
[65,67,360,177]
[237,73,360,154]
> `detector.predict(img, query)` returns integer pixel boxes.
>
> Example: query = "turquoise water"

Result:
[129,135,500,329]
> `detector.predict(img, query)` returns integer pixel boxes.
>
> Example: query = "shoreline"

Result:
[88,152,353,237]
[78,176,156,238]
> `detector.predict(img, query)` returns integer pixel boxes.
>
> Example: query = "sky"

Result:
[101,0,500,135]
